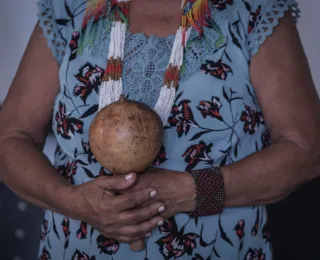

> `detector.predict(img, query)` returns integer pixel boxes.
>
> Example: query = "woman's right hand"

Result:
[69,173,165,243]
[0,24,162,244]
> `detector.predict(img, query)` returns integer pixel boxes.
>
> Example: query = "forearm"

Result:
[0,134,73,215]
[223,139,320,207]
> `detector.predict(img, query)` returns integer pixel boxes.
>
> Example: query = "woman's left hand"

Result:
[123,168,197,218]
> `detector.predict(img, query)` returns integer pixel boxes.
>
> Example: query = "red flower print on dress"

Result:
[212,0,233,10]
[251,208,260,237]
[40,219,49,241]
[201,60,232,80]
[96,234,120,254]
[39,246,51,260]
[76,221,88,239]
[99,167,108,176]
[262,223,271,243]
[234,219,245,251]
[153,145,168,166]
[73,63,104,104]
[62,217,71,250]
[57,161,77,184]
[248,5,261,33]
[56,102,84,139]
[244,248,266,260]
[82,140,97,164]
[55,145,62,156]
[183,141,213,171]
[234,219,245,240]
[156,217,199,260]
[168,100,198,138]
[197,97,223,121]
[240,105,264,135]
[242,1,261,33]
[69,31,80,61]
[261,129,270,148]
[71,249,95,260]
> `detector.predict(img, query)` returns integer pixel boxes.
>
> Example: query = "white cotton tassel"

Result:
[99,79,123,111]
[99,21,126,110]
[98,0,192,122]
[98,81,108,110]
[155,86,177,125]
[155,26,192,125]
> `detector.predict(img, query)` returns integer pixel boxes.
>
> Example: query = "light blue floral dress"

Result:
[37,0,299,259]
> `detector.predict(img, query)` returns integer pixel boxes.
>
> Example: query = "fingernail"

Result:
[150,190,157,198]
[125,173,133,180]
[158,206,165,213]
[145,233,151,237]
[157,220,164,226]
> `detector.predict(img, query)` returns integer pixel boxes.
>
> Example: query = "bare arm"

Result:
[0,23,73,215]
[0,25,167,242]
[108,13,320,218]
[222,13,320,207]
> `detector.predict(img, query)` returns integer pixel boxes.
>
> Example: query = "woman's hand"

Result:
[123,168,197,218]
[68,173,165,242]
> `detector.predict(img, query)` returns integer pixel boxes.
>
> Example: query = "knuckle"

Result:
[128,227,140,237]
[116,212,131,225]
[142,190,151,202]
[133,192,145,205]
[137,207,153,222]
[126,214,138,225]
[142,221,154,232]
[148,206,157,217]
[139,209,152,221]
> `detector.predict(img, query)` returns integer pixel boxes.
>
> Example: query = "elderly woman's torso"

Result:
[37,0,283,258]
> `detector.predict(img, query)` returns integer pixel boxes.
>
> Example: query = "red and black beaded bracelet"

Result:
[189,167,225,217]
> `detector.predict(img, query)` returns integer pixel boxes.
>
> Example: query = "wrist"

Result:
[188,167,225,217]
[176,172,197,213]
[46,182,78,218]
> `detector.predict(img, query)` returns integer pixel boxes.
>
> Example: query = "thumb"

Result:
[96,173,137,191]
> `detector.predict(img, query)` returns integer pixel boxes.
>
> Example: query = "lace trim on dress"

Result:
[247,0,300,58]
[37,0,67,64]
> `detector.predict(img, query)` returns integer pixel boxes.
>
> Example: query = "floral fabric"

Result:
[37,0,299,259]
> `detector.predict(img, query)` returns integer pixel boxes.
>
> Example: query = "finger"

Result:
[117,202,165,225]
[114,189,158,211]
[95,173,137,191]
[117,216,164,238]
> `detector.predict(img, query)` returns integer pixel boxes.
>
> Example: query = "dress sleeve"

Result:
[37,0,69,64]
[245,0,300,58]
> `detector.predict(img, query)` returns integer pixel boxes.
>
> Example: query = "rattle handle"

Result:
[130,239,146,252]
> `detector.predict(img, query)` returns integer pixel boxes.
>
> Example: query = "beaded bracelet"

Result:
[189,167,225,217]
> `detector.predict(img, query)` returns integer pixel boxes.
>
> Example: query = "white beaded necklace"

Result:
[82,0,210,125]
